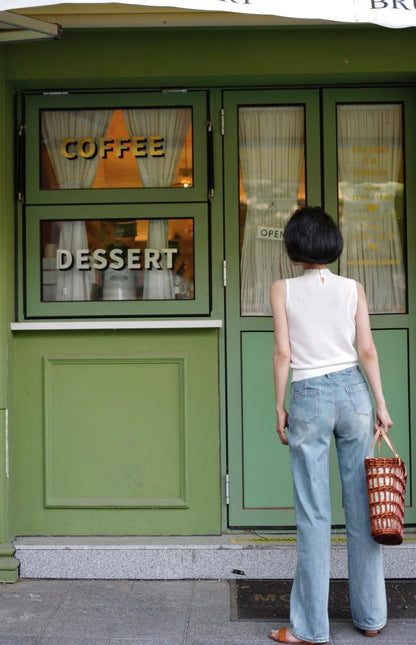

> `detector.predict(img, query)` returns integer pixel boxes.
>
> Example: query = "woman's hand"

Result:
[276,408,289,445]
[375,403,393,432]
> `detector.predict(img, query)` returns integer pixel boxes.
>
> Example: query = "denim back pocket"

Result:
[345,382,373,415]
[290,388,320,423]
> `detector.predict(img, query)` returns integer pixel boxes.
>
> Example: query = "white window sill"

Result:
[11,320,223,332]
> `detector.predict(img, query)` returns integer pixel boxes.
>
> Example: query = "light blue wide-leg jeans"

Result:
[288,366,387,644]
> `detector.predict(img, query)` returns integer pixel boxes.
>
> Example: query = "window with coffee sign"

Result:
[20,91,210,318]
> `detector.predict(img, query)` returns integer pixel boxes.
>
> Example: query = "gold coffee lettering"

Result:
[78,138,97,159]
[100,138,115,159]
[61,138,77,159]
[149,136,165,157]
[61,136,165,159]
[131,137,147,157]
[115,138,131,158]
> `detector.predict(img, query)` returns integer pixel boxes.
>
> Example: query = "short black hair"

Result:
[283,206,343,264]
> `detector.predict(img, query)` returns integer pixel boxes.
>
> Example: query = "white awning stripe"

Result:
[0,0,415,29]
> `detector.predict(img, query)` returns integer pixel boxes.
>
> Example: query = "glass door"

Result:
[223,90,322,528]
[323,88,416,526]
[224,87,416,529]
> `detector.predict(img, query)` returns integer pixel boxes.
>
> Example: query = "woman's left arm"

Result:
[270,279,291,446]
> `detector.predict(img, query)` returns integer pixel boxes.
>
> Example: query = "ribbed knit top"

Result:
[285,268,358,382]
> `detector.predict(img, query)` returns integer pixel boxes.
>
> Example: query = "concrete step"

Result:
[13,534,416,579]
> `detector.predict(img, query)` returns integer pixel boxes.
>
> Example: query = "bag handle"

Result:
[366,424,399,459]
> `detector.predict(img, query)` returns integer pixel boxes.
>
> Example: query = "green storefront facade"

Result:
[0,14,415,581]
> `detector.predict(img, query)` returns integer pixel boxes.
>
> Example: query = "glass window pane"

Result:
[238,105,306,316]
[337,103,406,314]
[40,218,195,302]
[40,108,193,190]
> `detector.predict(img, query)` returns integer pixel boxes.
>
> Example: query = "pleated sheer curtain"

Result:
[123,108,191,299]
[41,109,114,301]
[338,104,406,313]
[239,106,305,316]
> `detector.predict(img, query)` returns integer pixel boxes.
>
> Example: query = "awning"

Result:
[1,0,416,30]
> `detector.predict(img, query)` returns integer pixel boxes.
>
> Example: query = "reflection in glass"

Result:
[41,108,193,190]
[337,104,406,313]
[40,219,195,302]
[238,106,306,316]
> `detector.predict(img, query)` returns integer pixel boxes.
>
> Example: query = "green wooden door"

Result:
[14,89,222,536]
[224,87,416,529]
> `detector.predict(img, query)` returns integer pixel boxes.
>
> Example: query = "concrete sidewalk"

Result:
[0,579,414,645]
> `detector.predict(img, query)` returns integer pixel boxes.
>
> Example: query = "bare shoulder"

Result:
[354,280,367,299]
[270,279,286,298]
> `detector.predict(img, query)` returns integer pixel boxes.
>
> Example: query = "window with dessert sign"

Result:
[21,91,210,318]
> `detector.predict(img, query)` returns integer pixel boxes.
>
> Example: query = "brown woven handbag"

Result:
[365,426,407,546]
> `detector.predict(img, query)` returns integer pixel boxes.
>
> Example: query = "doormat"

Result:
[231,580,416,620]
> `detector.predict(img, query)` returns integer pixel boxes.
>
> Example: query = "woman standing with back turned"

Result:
[269,207,393,645]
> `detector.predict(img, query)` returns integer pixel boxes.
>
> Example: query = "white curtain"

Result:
[239,106,305,316]
[41,109,113,301]
[123,107,191,299]
[338,105,406,313]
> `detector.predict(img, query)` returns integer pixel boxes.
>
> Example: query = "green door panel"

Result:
[241,332,293,511]
[237,328,411,526]
[13,330,220,535]
[372,329,411,505]
[44,356,187,508]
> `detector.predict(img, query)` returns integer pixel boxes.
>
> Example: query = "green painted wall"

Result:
[0,23,414,572]
[13,330,221,536]
[5,26,416,88]
[0,46,19,579]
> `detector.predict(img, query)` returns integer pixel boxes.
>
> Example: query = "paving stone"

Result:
[0,579,414,645]
[0,639,37,645]
[130,579,193,606]
[330,619,416,643]
[110,641,181,645]
[191,579,230,605]
[40,640,110,645]
[67,579,134,598]
[0,592,62,638]
[187,606,276,641]
[0,580,70,594]
[41,595,189,640]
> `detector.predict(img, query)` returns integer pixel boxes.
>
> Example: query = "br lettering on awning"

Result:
[0,0,415,29]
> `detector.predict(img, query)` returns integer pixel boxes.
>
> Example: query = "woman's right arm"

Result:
[271,279,291,445]
[355,281,393,430]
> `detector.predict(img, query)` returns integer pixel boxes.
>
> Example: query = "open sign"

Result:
[256,226,284,241]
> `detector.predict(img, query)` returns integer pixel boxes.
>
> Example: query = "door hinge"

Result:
[207,120,214,198]
[225,473,230,505]
[16,124,25,202]
[42,91,69,96]
[220,108,225,136]
[222,259,227,287]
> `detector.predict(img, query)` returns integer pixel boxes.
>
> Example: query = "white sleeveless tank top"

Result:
[285,268,358,382]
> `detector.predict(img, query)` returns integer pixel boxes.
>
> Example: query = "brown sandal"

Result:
[363,629,382,637]
[268,626,327,644]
